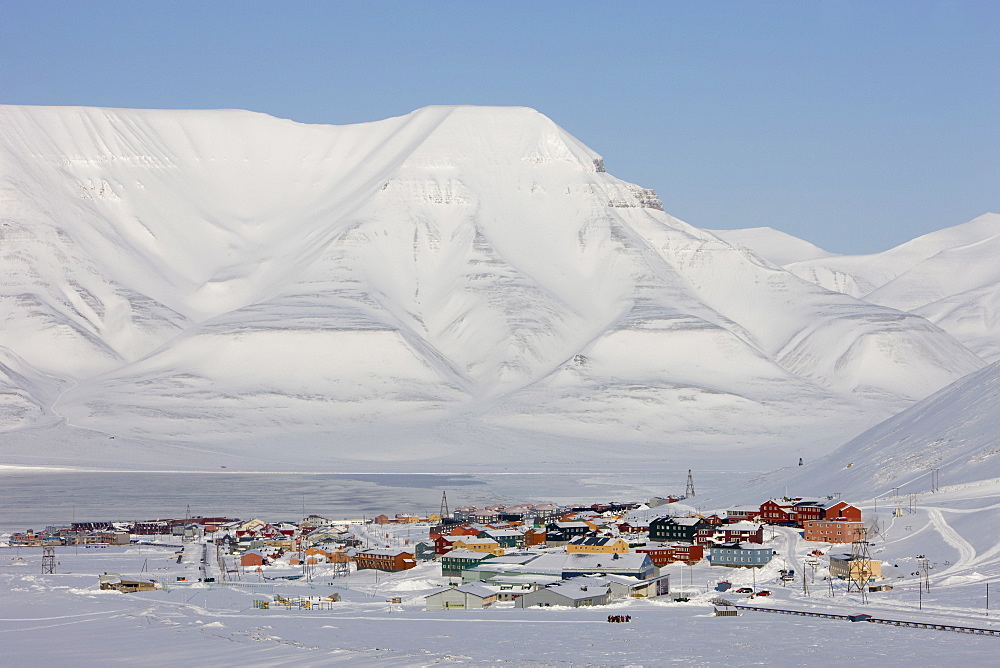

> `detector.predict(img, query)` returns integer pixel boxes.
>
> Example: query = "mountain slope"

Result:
[753,359,1000,500]
[708,226,834,266]
[0,104,985,464]
[779,213,1000,361]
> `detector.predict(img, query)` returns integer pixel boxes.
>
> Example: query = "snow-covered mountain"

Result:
[720,213,1000,363]
[707,226,834,266]
[738,359,1000,502]
[0,105,986,466]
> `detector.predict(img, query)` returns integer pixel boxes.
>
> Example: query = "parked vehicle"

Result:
[756,590,772,596]
[735,587,753,594]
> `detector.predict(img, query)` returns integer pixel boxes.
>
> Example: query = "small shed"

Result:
[714,605,740,617]
[99,574,159,593]
[425,583,498,610]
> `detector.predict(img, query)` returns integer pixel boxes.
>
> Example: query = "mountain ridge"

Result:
[0,104,986,467]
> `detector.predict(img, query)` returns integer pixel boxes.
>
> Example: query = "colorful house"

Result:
[450,537,503,555]
[566,536,629,554]
[803,519,865,543]
[829,554,882,581]
[706,542,773,568]
[441,549,497,577]
[649,516,709,543]
[636,543,704,566]
[353,548,416,572]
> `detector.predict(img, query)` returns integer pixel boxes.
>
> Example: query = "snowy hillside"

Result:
[780,214,1000,361]
[708,226,834,266]
[734,359,1000,502]
[0,105,986,467]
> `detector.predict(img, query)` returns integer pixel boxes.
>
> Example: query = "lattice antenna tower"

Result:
[439,491,450,520]
[41,547,56,574]
[685,470,696,497]
[846,526,872,604]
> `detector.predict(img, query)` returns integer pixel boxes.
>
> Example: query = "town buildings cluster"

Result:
[6,493,880,610]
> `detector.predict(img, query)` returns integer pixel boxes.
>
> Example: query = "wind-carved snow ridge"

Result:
[0,103,987,467]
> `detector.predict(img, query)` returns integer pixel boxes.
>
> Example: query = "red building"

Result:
[825,502,862,522]
[803,519,865,543]
[434,534,460,555]
[617,522,648,534]
[758,498,828,527]
[354,548,416,572]
[695,521,765,545]
[524,528,547,547]
[637,543,704,566]
[240,551,270,567]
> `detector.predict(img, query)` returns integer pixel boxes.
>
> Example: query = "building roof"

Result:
[708,542,769,552]
[563,552,649,571]
[568,536,622,547]
[544,582,611,601]
[442,549,493,560]
[485,574,562,587]
[455,582,497,599]
[672,517,705,526]
[723,521,763,532]
[454,537,500,546]
[727,506,759,513]
[359,548,412,557]
[575,573,642,586]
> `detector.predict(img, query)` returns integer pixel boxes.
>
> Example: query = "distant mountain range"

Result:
[0,105,990,468]
[713,212,1000,363]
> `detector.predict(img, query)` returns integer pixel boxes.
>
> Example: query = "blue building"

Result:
[706,542,773,568]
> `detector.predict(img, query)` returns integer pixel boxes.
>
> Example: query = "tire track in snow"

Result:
[927,507,976,575]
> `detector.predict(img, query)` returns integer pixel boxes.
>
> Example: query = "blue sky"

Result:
[2,1,997,254]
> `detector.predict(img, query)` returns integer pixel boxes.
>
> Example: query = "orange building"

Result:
[354,548,416,571]
[824,502,862,522]
[524,528,547,547]
[803,519,865,543]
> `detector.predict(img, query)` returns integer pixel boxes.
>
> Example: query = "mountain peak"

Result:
[397,105,604,174]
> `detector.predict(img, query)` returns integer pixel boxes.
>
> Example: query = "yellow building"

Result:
[450,537,503,555]
[829,554,882,581]
[566,536,630,554]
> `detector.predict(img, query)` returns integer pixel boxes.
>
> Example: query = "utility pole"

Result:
[802,561,809,597]
[917,555,930,609]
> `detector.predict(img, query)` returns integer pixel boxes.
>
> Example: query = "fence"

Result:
[737,605,1000,637]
